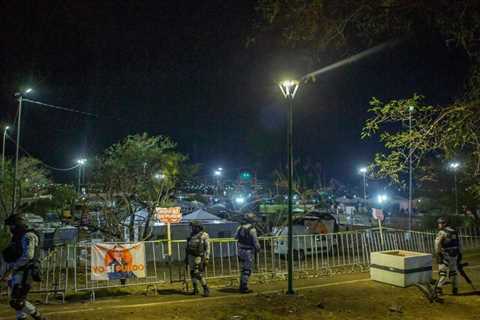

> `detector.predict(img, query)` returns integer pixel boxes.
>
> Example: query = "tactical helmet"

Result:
[4,214,27,227]
[244,213,257,223]
[190,220,203,229]
[437,217,447,225]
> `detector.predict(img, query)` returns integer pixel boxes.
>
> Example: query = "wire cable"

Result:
[5,134,81,171]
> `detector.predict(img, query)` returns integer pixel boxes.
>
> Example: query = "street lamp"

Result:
[377,194,388,205]
[449,162,460,215]
[154,172,166,180]
[278,78,299,295]
[408,105,414,232]
[359,167,367,200]
[213,167,223,196]
[76,158,87,193]
[12,88,33,212]
[2,126,10,179]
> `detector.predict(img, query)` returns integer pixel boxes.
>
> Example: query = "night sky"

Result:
[0,1,470,185]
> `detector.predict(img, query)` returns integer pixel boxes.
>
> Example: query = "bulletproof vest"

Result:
[442,227,460,256]
[187,231,206,256]
[237,225,254,248]
[2,227,30,263]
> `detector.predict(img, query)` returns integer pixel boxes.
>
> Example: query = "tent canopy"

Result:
[182,209,221,222]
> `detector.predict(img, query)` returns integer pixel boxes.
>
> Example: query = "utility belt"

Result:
[15,260,42,282]
[238,244,255,251]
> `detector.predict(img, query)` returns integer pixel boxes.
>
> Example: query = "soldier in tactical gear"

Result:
[435,217,461,295]
[185,220,210,297]
[235,213,260,293]
[1,214,46,320]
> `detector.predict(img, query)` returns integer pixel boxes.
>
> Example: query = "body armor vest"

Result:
[187,232,206,256]
[442,227,460,257]
[237,225,254,248]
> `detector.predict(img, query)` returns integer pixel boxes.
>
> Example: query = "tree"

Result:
[252,1,480,62]
[0,157,51,220]
[361,95,480,220]
[92,133,191,241]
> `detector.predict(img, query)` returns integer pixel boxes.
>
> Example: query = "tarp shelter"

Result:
[182,209,222,222]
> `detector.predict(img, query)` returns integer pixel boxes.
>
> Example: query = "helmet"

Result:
[244,213,257,223]
[5,214,27,227]
[190,220,203,230]
[437,217,447,225]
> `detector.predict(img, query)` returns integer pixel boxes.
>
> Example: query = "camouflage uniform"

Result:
[435,218,461,295]
[235,218,260,293]
[2,215,45,320]
[186,222,210,296]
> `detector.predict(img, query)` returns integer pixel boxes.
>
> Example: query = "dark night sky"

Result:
[0,1,471,185]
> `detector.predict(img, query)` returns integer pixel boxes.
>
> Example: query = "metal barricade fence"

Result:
[34,228,480,300]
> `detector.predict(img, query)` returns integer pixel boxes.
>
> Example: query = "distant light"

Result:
[449,162,460,170]
[377,194,388,204]
[76,158,87,165]
[214,170,222,176]
[408,105,414,112]
[4,126,9,131]
[218,167,223,171]
[25,88,33,94]
[235,197,245,204]
[359,167,367,174]
[154,173,166,180]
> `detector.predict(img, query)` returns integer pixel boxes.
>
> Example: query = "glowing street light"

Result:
[449,162,460,214]
[359,167,368,200]
[76,158,87,193]
[377,194,388,204]
[2,125,9,179]
[154,173,166,180]
[278,78,300,295]
[12,88,33,211]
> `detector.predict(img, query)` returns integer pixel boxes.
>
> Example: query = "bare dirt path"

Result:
[0,253,479,320]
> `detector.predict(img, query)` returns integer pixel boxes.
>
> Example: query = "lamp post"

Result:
[214,167,223,196]
[2,126,9,179]
[449,162,460,215]
[76,158,87,193]
[408,105,414,232]
[12,88,33,212]
[359,167,367,200]
[278,79,299,295]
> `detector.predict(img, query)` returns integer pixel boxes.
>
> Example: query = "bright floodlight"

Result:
[359,167,367,174]
[4,126,9,131]
[76,158,87,165]
[377,194,388,204]
[25,88,33,94]
[449,162,460,170]
[235,196,245,204]
[278,79,299,99]
[214,170,222,176]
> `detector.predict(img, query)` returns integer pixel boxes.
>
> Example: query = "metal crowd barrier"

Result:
[31,228,480,302]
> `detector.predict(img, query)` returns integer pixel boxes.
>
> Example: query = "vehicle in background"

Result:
[273,212,338,259]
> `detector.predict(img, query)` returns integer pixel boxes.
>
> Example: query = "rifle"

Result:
[458,262,476,291]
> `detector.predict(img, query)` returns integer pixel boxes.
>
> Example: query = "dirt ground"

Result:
[0,252,479,320]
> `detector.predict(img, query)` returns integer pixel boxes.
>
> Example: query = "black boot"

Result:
[32,310,47,320]
[192,283,199,295]
[202,285,210,297]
